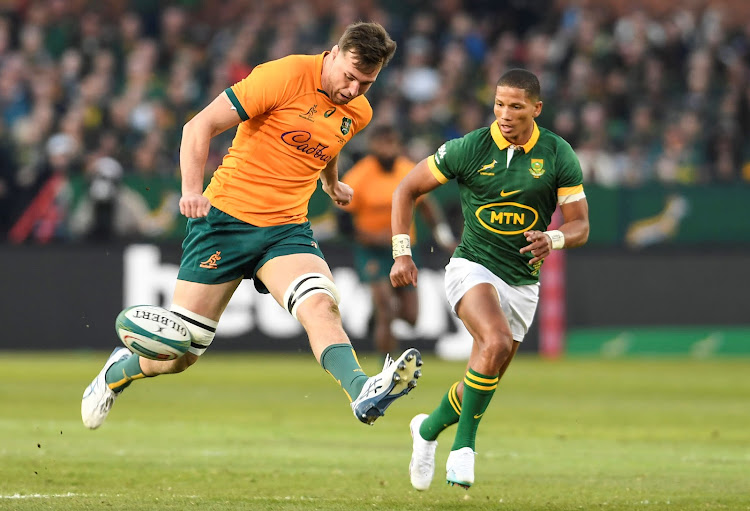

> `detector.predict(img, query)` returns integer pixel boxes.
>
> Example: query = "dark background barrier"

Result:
[565,247,750,326]
[0,242,495,355]
[2,242,748,355]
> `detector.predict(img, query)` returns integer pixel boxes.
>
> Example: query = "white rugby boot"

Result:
[351,348,422,425]
[409,413,437,491]
[446,447,475,489]
[81,347,132,429]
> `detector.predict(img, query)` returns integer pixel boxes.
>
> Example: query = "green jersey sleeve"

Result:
[431,128,491,182]
[554,138,584,189]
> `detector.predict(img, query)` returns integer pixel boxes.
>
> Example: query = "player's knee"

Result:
[170,305,217,357]
[296,294,343,332]
[395,291,418,325]
[476,330,514,364]
[373,300,395,323]
[398,307,418,326]
[283,273,341,320]
[171,352,199,373]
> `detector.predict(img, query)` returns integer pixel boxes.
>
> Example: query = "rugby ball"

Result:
[115,305,192,360]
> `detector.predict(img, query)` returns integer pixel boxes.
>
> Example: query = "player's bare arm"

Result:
[520,198,590,265]
[320,154,353,206]
[179,92,242,218]
[390,158,444,287]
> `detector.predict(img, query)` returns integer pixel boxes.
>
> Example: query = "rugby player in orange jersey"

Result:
[339,125,456,354]
[82,22,423,431]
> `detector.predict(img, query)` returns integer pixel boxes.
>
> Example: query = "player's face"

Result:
[324,46,380,105]
[493,86,542,145]
[371,132,399,159]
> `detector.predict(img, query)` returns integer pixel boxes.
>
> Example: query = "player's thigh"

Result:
[394,285,418,324]
[176,208,268,319]
[256,252,335,307]
[370,280,395,317]
[172,277,242,322]
[455,283,512,342]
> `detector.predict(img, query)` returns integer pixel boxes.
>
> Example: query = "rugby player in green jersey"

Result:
[390,69,589,490]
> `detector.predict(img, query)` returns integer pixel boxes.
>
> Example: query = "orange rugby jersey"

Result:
[342,155,419,239]
[204,52,372,226]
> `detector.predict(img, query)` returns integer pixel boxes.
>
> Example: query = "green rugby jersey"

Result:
[428,121,584,285]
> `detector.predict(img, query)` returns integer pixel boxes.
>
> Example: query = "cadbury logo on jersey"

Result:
[281,130,333,163]
[474,202,539,235]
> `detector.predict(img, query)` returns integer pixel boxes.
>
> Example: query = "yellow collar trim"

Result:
[490,121,540,152]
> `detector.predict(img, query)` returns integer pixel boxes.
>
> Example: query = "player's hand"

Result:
[323,180,353,206]
[520,230,552,265]
[179,192,211,218]
[390,256,418,287]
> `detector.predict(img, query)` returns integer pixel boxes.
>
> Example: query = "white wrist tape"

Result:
[544,230,565,250]
[392,234,412,259]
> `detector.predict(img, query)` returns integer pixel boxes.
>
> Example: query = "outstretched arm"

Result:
[391,158,444,287]
[179,92,241,218]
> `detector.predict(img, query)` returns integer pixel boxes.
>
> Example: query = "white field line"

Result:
[1,493,81,499]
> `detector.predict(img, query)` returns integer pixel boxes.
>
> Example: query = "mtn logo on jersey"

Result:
[474,202,539,235]
[529,159,545,178]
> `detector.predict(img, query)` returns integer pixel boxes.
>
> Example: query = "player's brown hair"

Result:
[338,22,397,72]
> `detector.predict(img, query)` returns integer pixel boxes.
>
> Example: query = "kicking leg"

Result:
[257,253,422,424]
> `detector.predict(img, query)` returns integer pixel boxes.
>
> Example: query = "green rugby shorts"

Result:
[177,207,325,294]
[354,244,418,286]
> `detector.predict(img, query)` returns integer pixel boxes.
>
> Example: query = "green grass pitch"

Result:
[0,351,748,510]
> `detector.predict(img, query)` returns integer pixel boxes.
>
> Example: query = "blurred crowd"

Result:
[1,0,749,242]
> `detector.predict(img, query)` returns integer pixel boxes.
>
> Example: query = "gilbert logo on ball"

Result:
[115,305,192,360]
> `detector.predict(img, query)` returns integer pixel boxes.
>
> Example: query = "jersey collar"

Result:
[490,121,540,153]
[316,51,329,98]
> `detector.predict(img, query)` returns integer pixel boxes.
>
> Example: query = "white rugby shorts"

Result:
[444,257,540,342]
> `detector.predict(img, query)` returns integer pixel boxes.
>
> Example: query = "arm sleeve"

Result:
[555,140,586,204]
[428,136,470,183]
[227,61,292,120]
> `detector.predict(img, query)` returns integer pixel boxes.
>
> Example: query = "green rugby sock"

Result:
[419,381,462,441]
[105,355,147,392]
[451,368,498,451]
[320,343,368,401]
